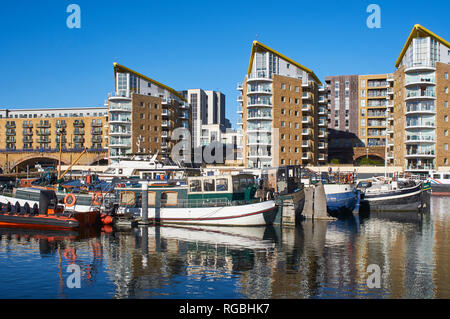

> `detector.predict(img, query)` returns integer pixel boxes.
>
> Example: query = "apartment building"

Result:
[325,75,360,163]
[0,107,108,171]
[393,24,450,173]
[179,89,229,149]
[238,41,328,168]
[108,63,190,163]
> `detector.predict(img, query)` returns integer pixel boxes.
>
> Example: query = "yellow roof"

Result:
[395,24,450,68]
[113,63,186,102]
[247,41,322,85]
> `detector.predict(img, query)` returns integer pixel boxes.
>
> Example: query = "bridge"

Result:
[353,146,386,163]
[0,148,108,173]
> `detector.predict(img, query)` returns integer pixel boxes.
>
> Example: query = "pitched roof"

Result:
[113,63,186,102]
[395,24,450,68]
[247,41,322,85]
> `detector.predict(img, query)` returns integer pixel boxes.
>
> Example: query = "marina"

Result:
[0,195,449,298]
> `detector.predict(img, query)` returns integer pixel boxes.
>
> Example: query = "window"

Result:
[445,144,448,151]
[120,191,135,206]
[445,129,448,136]
[161,192,178,206]
[281,121,285,127]
[147,192,156,206]
[203,179,215,192]
[281,146,285,152]
[286,63,290,69]
[295,86,299,92]
[281,84,286,90]
[445,72,448,80]
[281,109,285,115]
[281,96,285,102]
[445,87,449,94]
[445,101,448,108]
[189,180,202,192]
[445,115,448,122]
[216,178,228,191]
[281,134,285,140]
[444,174,450,179]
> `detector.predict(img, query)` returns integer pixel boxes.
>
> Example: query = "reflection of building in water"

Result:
[431,197,450,298]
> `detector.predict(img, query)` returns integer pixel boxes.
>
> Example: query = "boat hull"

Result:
[359,183,423,212]
[324,184,358,217]
[138,200,279,226]
[0,194,100,227]
[0,214,79,230]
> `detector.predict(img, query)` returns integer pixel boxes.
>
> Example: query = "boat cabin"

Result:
[261,165,303,195]
[114,173,259,213]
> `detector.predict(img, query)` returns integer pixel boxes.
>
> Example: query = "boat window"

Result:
[233,179,239,192]
[120,191,135,206]
[148,191,156,206]
[247,177,254,186]
[161,191,178,207]
[444,175,450,179]
[239,177,249,192]
[216,178,228,191]
[289,168,294,177]
[203,179,215,192]
[189,180,202,192]
[433,174,441,179]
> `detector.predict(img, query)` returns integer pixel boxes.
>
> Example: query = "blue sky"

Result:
[0,0,449,127]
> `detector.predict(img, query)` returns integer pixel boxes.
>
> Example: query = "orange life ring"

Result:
[347,173,353,183]
[63,247,77,261]
[92,192,103,206]
[64,194,77,207]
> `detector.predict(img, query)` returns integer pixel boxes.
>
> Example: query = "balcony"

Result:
[318,107,327,115]
[247,88,272,95]
[301,152,312,160]
[302,104,312,112]
[405,90,436,100]
[405,105,435,115]
[247,73,272,82]
[162,109,171,117]
[36,123,50,128]
[405,121,435,129]
[22,123,33,128]
[5,123,16,128]
[161,120,170,128]
[237,106,243,114]
[302,117,312,124]
[91,128,102,135]
[301,141,311,148]
[237,83,243,91]
[302,129,312,136]
[318,142,327,149]
[405,135,435,144]
[247,99,272,108]
[247,112,272,120]
[73,121,85,128]
[302,92,313,100]
[405,151,435,158]
[237,95,243,102]
[110,129,131,136]
[404,61,436,73]
[318,120,327,127]
[36,130,50,136]
[109,117,131,124]
[405,77,435,87]
[73,129,85,135]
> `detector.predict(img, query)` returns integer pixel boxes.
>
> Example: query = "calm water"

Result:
[0,196,449,299]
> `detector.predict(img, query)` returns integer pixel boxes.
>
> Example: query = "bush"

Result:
[329,158,340,165]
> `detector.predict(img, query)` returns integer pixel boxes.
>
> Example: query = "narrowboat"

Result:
[115,173,279,226]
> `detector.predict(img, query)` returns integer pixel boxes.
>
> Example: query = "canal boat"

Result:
[115,173,279,226]
[356,178,424,212]
[0,190,79,230]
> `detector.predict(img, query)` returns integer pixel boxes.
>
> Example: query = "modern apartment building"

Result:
[325,75,360,163]
[179,89,229,149]
[108,63,190,163]
[393,25,450,173]
[238,41,328,168]
[0,107,108,171]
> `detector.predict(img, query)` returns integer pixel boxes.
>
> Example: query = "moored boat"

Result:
[115,173,279,226]
[427,171,450,196]
[357,178,423,212]
[0,190,79,230]
[310,171,358,217]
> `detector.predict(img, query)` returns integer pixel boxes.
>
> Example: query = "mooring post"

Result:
[141,182,148,224]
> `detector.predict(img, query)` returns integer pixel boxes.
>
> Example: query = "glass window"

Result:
[239,177,249,191]
[444,175,450,179]
[189,180,202,192]
[161,192,178,206]
[120,191,135,206]
[216,178,228,191]
[148,192,156,206]
[203,179,215,192]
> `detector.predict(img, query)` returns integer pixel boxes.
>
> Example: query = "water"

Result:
[0,196,449,299]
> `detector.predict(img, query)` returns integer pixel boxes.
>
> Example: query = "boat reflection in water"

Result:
[1,195,450,298]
